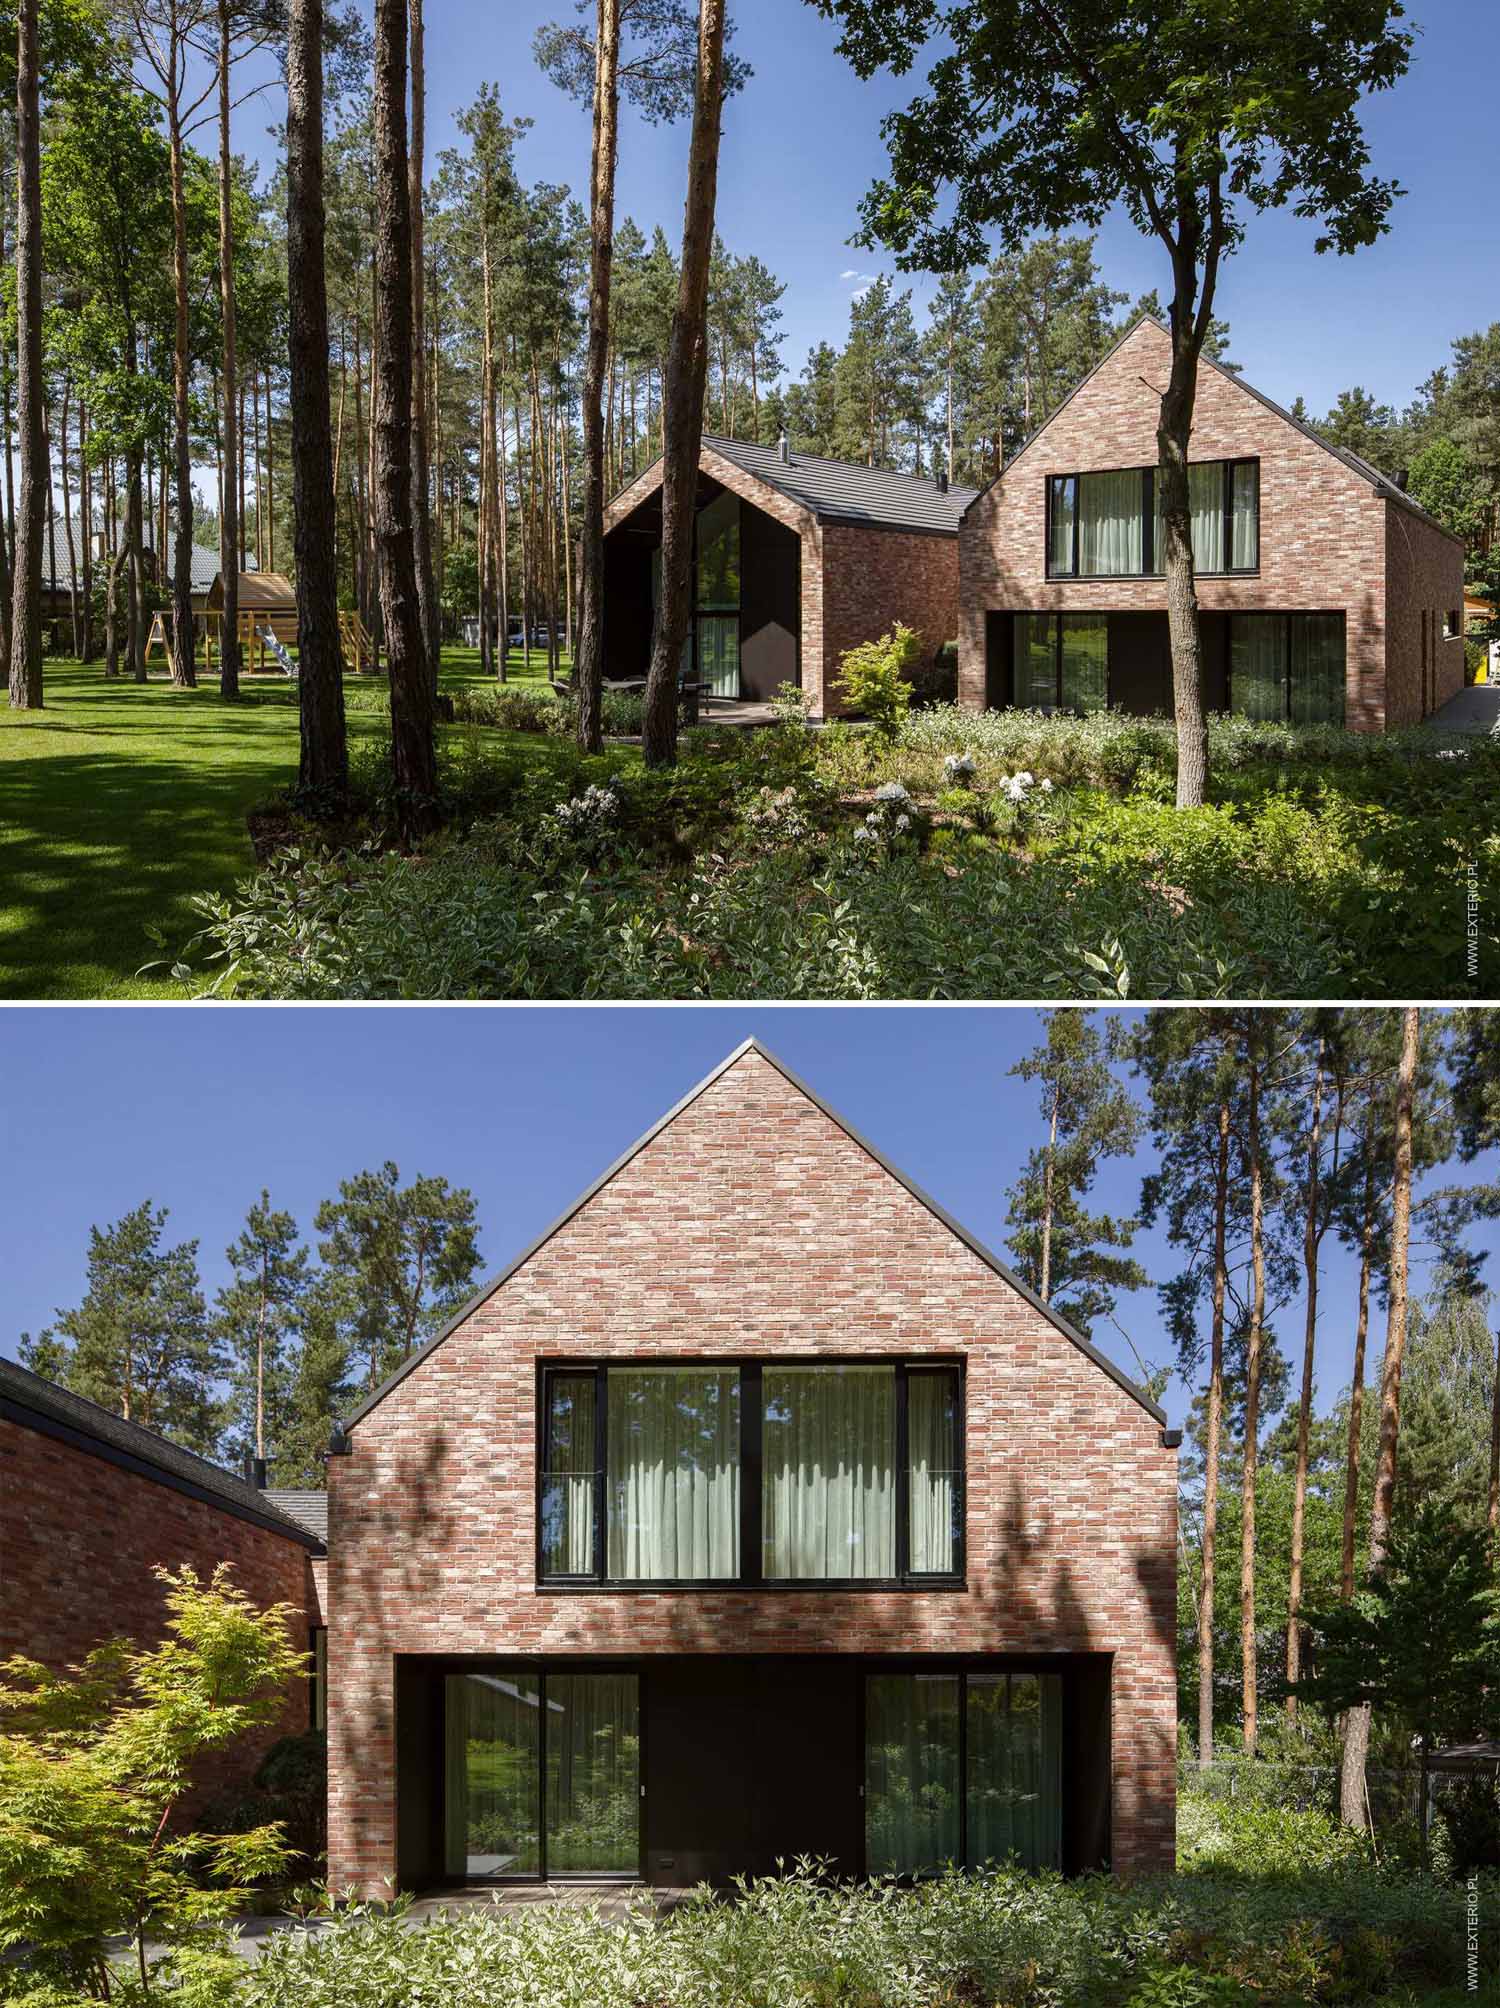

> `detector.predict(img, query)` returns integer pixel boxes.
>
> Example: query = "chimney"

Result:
[778,430,790,464]
[1394,468,1409,492]
[935,467,949,494]
[242,1454,268,1488]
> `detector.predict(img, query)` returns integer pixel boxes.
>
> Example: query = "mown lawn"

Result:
[0,652,567,1000]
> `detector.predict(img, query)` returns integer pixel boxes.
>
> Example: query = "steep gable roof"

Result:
[0,1356,323,1548]
[962,315,1459,543]
[341,1040,1166,1434]
[703,435,979,533]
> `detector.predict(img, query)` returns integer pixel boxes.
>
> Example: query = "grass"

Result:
[0,650,569,1000]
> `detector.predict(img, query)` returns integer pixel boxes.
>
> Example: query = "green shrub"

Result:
[838,624,921,738]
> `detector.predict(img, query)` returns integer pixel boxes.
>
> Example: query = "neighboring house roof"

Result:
[263,1489,329,1543]
[0,1356,323,1549]
[40,531,260,594]
[339,1038,1169,1437]
[961,315,1461,544]
[610,437,979,535]
[702,435,980,533]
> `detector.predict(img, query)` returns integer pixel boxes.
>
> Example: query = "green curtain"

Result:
[545,1674,640,1876]
[542,1376,596,1576]
[966,1672,1063,1871]
[444,1673,541,1878]
[1230,613,1287,720]
[1078,469,1143,575]
[763,1365,896,1578]
[1289,614,1345,724]
[1014,614,1057,708]
[1059,615,1108,713]
[865,1673,960,1873]
[908,1373,958,1573]
[606,1368,740,1580]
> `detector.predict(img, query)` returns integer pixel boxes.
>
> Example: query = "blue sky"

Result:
[224,0,1500,421]
[2,1006,1493,1437]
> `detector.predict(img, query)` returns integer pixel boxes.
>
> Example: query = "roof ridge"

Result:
[705,433,979,494]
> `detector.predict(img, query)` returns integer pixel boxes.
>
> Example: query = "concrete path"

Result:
[1426,683,1500,735]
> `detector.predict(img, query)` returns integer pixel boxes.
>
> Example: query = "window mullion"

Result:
[1071,476,1079,578]
[593,1366,607,1582]
[895,1365,910,1582]
[741,1362,763,1587]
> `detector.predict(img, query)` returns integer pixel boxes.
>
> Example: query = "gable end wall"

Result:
[326,1053,1176,1893]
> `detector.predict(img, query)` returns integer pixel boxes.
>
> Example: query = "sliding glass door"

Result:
[864,1669,1063,1875]
[445,1670,639,1880]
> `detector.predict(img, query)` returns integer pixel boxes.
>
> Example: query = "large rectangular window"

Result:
[540,1360,962,1587]
[1050,458,1258,577]
[865,1670,1063,1876]
[1011,613,1108,713]
[445,1670,639,1881]
[1230,613,1345,725]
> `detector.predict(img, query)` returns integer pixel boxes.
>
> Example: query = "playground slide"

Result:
[260,627,297,677]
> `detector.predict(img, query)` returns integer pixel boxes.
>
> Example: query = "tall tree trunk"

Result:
[1157,238,1218,810]
[1198,1094,1231,1770]
[1340,1144,1376,1606]
[642,0,727,768]
[408,0,440,686]
[1285,1039,1326,1715]
[166,96,196,688]
[1240,1036,1266,1755]
[1487,1313,1500,1562]
[8,0,45,710]
[1341,1007,1421,1825]
[1039,1079,1059,1301]
[79,399,95,662]
[496,372,510,679]
[217,0,242,698]
[60,384,80,656]
[372,0,436,831]
[575,0,621,750]
[287,0,349,805]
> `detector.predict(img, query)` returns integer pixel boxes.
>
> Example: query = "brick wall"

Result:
[957,319,1464,732]
[819,524,960,718]
[602,449,964,719]
[0,1419,316,1792]
[326,1049,1177,1893]
[1384,505,1467,724]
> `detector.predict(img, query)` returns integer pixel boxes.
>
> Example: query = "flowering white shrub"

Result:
[943,752,977,785]
[999,770,1054,806]
[852,781,919,856]
[552,781,621,835]
[743,785,814,844]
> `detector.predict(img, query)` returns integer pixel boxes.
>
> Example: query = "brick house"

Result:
[602,437,976,718]
[0,1358,327,1789]
[959,318,1466,731]
[324,1040,1178,1896]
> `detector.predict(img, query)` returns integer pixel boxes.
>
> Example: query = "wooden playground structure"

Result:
[145,571,376,676]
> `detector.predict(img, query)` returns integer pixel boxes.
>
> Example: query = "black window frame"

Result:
[537,1356,966,1592]
[1227,610,1346,726]
[1045,457,1259,580]
[309,1626,327,1731]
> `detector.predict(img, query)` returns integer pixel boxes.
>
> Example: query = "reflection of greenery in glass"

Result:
[1059,616,1108,713]
[1015,614,1056,709]
[446,1674,541,1875]
[865,1674,960,1873]
[696,491,741,611]
[541,1376,596,1576]
[546,1675,640,1874]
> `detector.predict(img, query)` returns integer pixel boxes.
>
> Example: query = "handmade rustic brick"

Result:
[958,319,1465,730]
[326,1045,1178,1893]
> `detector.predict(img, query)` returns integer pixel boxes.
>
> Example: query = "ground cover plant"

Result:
[4,663,1495,999]
[81,1804,1492,2008]
[165,699,1498,1002]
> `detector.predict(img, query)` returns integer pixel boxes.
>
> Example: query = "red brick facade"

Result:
[0,1411,317,1790]
[958,319,1465,730]
[602,446,962,718]
[326,1045,1177,1894]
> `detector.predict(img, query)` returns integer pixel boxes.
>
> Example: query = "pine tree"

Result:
[21,1202,222,1454]
[215,1192,310,1469]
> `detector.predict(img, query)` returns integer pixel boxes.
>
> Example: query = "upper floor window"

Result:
[539,1359,963,1589]
[1046,459,1259,578]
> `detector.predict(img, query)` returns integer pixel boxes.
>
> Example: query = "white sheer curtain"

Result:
[908,1372,958,1573]
[1078,469,1143,575]
[543,1376,596,1575]
[1231,461,1259,569]
[1189,462,1225,571]
[763,1365,896,1578]
[606,1368,740,1580]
